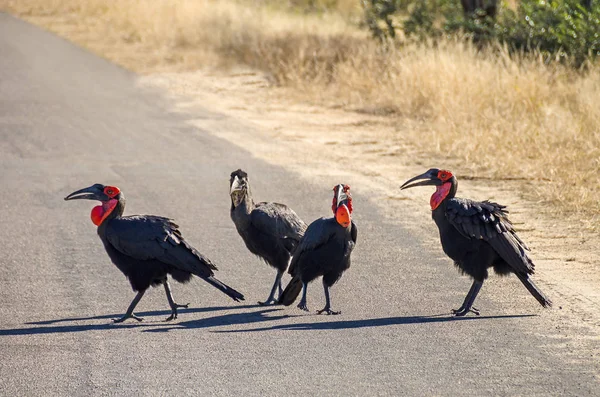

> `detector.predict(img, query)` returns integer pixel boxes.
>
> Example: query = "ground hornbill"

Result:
[401,169,552,316]
[65,184,244,322]
[229,169,307,304]
[279,184,357,314]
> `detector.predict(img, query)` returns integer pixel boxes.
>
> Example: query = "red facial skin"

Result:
[104,186,121,198]
[430,183,451,210]
[437,170,453,182]
[90,186,121,226]
[91,200,118,226]
[335,204,351,228]
[430,170,453,210]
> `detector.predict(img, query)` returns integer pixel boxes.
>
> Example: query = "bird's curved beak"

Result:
[64,185,105,201]
[400,171,441,190]
[230,176,246,207]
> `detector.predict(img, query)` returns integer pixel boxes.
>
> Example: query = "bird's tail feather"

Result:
[278,276,303,306]
[202,275,245,302]
[516,273,552,308]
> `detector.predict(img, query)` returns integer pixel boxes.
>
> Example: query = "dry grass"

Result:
[2,0,599,221]
[328,41,600,216]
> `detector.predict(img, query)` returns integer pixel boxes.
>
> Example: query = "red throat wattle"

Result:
[335,204,351,228]
[91,199,118,226]
[430,182,451,210]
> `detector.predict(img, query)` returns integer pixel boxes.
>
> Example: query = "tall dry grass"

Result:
[2,0,599,218]
[329,42,600,215]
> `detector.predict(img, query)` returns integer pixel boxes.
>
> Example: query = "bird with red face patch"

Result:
[65,183,244,323]
[401,169,552,316]
[278,184,358,315]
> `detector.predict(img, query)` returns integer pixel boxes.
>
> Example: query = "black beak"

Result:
[400,171,441,190]
[335,184,348,207]
[230,176,248,208]
[229,175,245,195]
[64,185,106,201]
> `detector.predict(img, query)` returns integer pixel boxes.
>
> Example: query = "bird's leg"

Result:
[279,258,291,299]
[163,280,189,321]
[452,280,483,317]
[317,279,340,315]
[113,291,145,323]
[278,277,284,300]
[259,270,284,305]
[297,282,309,312]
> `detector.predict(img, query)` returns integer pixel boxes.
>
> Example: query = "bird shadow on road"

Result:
[141,308,288,333]
[214,313,537,333]
[23,304,263,325]
[1,310,536,336]
[0,304,267,336]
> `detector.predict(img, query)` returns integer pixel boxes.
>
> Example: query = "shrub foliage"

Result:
[362,0,600,64]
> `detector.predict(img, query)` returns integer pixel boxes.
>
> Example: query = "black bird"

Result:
[279,184,357,315]
[400,169,552,316]
[229,169,307,304]
[65,184,244,323]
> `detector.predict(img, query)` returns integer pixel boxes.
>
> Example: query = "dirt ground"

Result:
[138,69,600,342]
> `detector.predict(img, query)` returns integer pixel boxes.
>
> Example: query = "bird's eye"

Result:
[103,186,121,198]
[104,186,120,197]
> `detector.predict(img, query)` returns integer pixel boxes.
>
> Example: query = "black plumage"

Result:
[279,184,357,314]
[401,168,552,316]
[65,183,244,322]
[229,169,307,304]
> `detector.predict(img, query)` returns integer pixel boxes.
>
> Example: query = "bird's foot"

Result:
[451,306,480,317]
[297,300,309,312]
[258,298,278,305]
[113,313,144,323]
[317,307,341,315]
[164,303,189,321]
[165,312,177,322]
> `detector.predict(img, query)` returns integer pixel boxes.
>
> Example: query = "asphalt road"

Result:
[0,13,598,396]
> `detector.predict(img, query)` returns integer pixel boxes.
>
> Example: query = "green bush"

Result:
[497,0,600,65]
[362,0,491,41]
[362,0,600,65]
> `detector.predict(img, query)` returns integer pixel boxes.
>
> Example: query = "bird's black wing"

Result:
[105,215,217,278]
[251,202,307,251]
[288,217,335,275]
[445,198,534,274]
